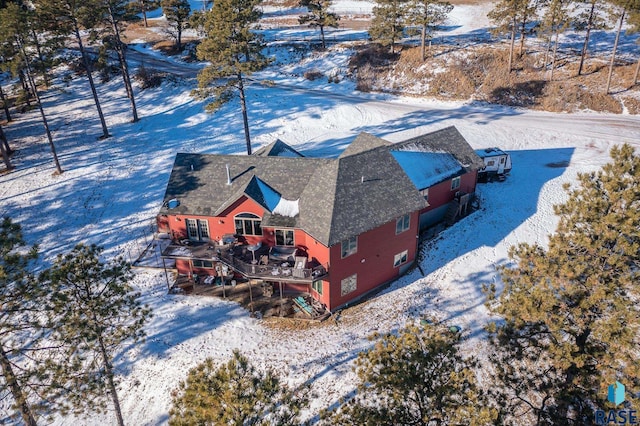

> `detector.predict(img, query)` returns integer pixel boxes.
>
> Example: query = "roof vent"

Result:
[167,199,180,209]
[226,164,232,185]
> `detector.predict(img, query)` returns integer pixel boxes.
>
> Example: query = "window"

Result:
[275,229,294,246]
[186,219,198,239]
[192,260,214,268]
[234,213,262,236]
[451,176,461,190]
[487,160,495,166]
[393,250,408,267]
[341,236,357,258]
[341,274,357,296]
[500,158,505,164]
[420,188,429,201]
[312,280,323,295]
[396,214,410,234]
[186,219,210,241]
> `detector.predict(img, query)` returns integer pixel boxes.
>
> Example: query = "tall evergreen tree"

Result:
[161,0,190,51]
[169,350,307,425]
[573,0,609,76]
[137,0,160,27]
[405,0,453,60]
[370,0,408,53]
[43,244,151,426]
[0,218,41,426]
[485,144,640,424]
[196,0,271,155]
[539,0,571,80]
[35,0,111,139]
[628,5,640,84]
[488,0,535,72]
[0,3,63,174]
[100,0,140,122]
[298,0,340,49]
[324,324,497,425]
[605,0,640,92]
[0,82,11,121]
[0,123,13,170]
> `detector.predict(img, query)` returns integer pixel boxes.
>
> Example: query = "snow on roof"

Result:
[250,176,299,217]
[273,198,300,217]
[390,150,463,190]
[476,147,508,158]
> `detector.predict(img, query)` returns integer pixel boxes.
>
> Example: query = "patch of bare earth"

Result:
[351,43,639,114]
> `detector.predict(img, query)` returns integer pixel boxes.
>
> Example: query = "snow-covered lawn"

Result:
[2,2,640,425]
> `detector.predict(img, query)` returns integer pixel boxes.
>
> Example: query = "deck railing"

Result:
[216,247,327,283]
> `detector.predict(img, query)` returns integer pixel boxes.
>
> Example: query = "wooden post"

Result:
[162,258,171,292]
[279,282,284,317]
[248,280,253,314]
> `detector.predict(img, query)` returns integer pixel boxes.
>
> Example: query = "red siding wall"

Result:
[326,210,420,310]
[420,171,478,214]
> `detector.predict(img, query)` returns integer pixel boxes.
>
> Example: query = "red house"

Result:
[157,126,483,312]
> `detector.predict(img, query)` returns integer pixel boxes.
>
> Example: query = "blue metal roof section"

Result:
[246,176,282,212]
[390,151,463,190]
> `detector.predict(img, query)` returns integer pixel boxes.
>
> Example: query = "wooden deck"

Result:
[171,275,330,320]
[162,240,328,284]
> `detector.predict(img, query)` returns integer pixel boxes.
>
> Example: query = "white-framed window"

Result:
[186,219,210,241]
[420,188,429,201]
[451,176,461,190]
[275,229,294,246]
[234,213,262,236]
[341,274,357,296]
[396,214,410,234]
[393,250,408,267]
[312,280,323,295]
[341,236,358,258]
[193,260,214,268]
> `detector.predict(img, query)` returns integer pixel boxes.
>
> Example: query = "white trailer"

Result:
[475,147,512,182]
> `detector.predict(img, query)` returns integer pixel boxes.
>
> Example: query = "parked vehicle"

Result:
[476,147,512,182]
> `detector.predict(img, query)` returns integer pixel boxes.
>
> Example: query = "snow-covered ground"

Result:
[1,1,640,425]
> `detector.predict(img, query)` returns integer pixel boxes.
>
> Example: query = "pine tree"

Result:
[539,0,571,80]
[573,0,610,76]
[605,0,640,93]
[0,82,11,121]
[370,0,408,53]
[169,350,307,426]
[405,0,453,60]
[629,7,640,85]
[196,0,271,155]
[99,0,140,122]
[298,0,340,49]
[34,0,111,139]
[488,0,533,72]
[324,324,497,425]
[0,3,63,174]
[485,144,640,424]
[0,217,41,426]
[0,123,13,170]
[43,244,151,426]
[137,0,160,27]
[161,0,190,51]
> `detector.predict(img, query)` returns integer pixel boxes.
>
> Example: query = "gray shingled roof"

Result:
[159,127,481,247]
[339,132,391,158]
[252,139,305,157]
[159,153,329,222]
[396,126,485,171]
